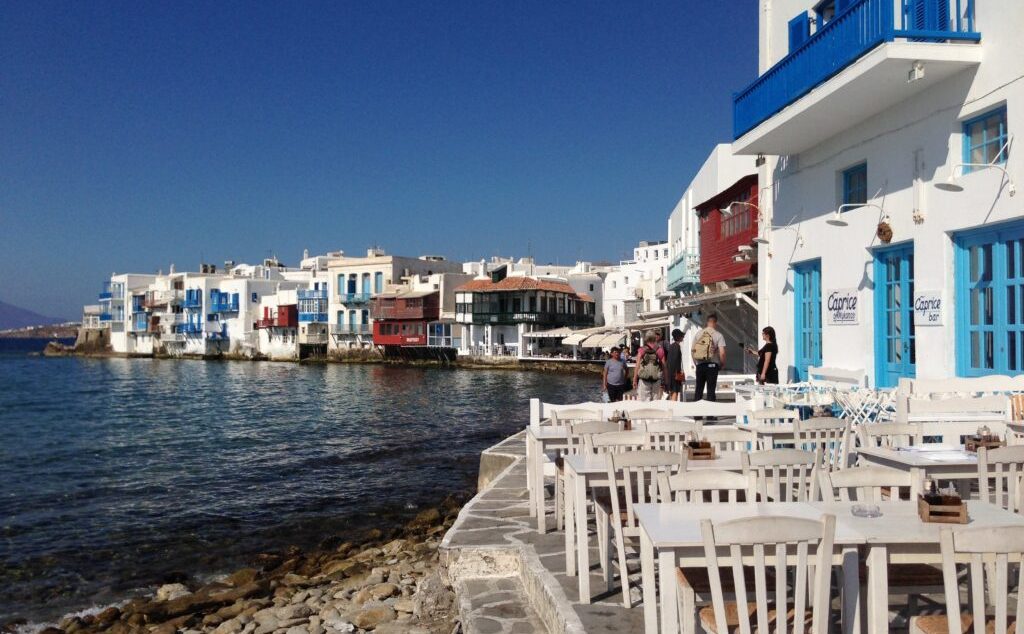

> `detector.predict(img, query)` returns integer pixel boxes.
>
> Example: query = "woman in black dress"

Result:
[745,326,779,385]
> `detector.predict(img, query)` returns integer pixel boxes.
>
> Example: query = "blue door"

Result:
[956,221,1024,376]
[793,260,822,381]
[874,245,916,387]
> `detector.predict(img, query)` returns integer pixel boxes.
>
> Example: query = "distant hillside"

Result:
[0,300,64,331]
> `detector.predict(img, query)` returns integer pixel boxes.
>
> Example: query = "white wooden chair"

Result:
[628,407,677,426]
[749,449,818,502]
[978,446,1024,513]
[589,430,648,454]
[552,420,620,530]
[909,525,1024,634]
[1007,421,1024,446]
[795,417,852,471]
[698,514,837,634]
[550,407,604,428]
[703,425,757,452]
[748,407,798,425]
[639,419,703,452]
[598,450,684,608]
[858,422,924,450]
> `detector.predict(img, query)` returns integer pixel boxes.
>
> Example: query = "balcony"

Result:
[99,312,113,322]
[331,324,372,336]
[371,305,431,320]
[666,249,701,292]
[298,289,328,300]
[298,312,328,323]
[178,323,203,335]
[300,332,329,345]
[733,0,981,155]
[338,293,371,304]
[210,294,239,313]
[461,311,595,326]
[163,332,186,343]
[206,325,228,340]
[182,295,203,309]
[98,292,112,301]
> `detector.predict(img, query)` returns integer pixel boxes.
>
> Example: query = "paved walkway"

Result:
[442,432,642,634]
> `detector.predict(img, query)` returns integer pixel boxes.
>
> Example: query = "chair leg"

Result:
[614,525,631,608]
[603,513,613,592]
[554,473,563,531]
[677,582,697,634]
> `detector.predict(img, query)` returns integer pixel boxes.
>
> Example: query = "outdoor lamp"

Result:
[826,203,888,227]
[721,201,758,217]
[934,163,1016,196]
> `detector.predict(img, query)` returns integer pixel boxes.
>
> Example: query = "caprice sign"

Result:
[913,291,944,326]
[825,288,859,326]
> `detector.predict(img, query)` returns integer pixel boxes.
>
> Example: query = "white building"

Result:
[738,0,1021,385]
[99,273,157,355]
[602,241,669,326]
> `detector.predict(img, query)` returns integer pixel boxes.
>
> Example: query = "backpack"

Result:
[692,329,715,363]
[638,347,662,382]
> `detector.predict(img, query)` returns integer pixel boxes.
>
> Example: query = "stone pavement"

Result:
[441,432,643,634]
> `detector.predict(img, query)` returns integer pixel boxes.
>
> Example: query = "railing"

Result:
[301,332,329,344]
[371,306,430,320]
[298,289,328,300]
[98,292,112,301]
[298,312,329,323]
[206,325,228,340]
[666,249,701,290]
[338,293,371,304]
[210,299,239,313]
[462,311,594,326]
[182,297,203,309]
[427,335,462,348]
[733,0,980,139]
[163,332,186,343]
[331,324,371,335]
[178,323,204,335]
[99,313,113,322]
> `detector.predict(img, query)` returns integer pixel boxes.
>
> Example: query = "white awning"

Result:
[597,332,626,348]
[522,327,574,339]
[580,334,607,347]
[562,333,589,346]
[647,284,759,318]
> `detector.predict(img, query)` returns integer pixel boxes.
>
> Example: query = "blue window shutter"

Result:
[933,0,949,31]
[788,13,811,51]
[909,0,927,30]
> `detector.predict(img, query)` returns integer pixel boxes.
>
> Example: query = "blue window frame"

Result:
[963,107,1009,171]
[793,260,823,381]
[955,220,1024,376]
[374,272,383,293]
[842,163,867,207]
[874,245,916,387]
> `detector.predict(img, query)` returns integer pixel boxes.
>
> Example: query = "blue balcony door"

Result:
[362,273,371,296]
[874,245,916,387]
[955,221,1024,376]
[793,260,822,381]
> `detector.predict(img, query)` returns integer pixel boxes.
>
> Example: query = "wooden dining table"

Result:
[562,449,747,603]
[635,499,1024,634]
[856,445,979,496]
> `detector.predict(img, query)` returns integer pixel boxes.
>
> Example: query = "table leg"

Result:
[910,467,923,498]
[866,544,889,634]
[659,548,680,634]
[575,471,591,603]
[564,468,577,577]
[841,545,862,634]
[641,529,658,634]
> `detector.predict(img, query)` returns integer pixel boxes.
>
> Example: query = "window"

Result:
[721,200,753,237]
[842,163,868,208]
[963,107,1009,171]
[788,12,810,51]
[589,284,594,291]
[251,292,258,303]
[814,0,835,26]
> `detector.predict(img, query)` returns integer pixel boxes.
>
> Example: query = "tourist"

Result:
[691,314,726,401]
[746,326,779,385]
[664,328,686,401]
[602,347,629,402]
[633,330,665,401]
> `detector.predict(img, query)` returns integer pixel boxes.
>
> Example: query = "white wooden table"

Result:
[525,425,569,533]
[742,422,795,449]
[635,500,1024,634]
[856,445,979,496]
[563,450,747,603]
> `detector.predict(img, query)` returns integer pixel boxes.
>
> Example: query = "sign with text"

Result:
[825,288,859,326]
[914,291,944,326]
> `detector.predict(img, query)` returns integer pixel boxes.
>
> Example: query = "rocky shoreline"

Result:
[14,497,466,634]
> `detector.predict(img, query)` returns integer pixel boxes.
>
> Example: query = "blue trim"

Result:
[842,163,868,207]
[793,260,823,381]
[962,106,1009,173]
[873,243,916,387]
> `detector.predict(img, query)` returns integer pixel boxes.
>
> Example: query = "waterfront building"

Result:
[371,272,474,358]
[80,304,106,330]
[455,266,596,357]
[735,0,1020,385]
[602,240,668,327]
[327,249,463,351]
[255,289,300,360]
[100,273,157,355]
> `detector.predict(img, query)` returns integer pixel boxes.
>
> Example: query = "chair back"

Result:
[550,407,604,428]
[748,408,798,425]
[701,514,836,634]
[640,419,702,451]
[607,450,684,531]
[937,525,1024,634]
[703,425,757,452]
[567,420,620,454]
[858,422,923,449]
[588,431,647,455]
[978,446,1024,513]
[628,407,676,425]
[661,468,756,504]
[794,417,851,471]
[1006,421,1024,446]
[819,465,913,503]
[749,449,818,502]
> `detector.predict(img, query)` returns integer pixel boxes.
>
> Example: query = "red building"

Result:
[371,290,439,347]
[256,304,298,329]
[697,174,759,285]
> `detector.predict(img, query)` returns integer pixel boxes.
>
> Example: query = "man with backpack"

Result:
[691,314,727,402]
[632,330,665,401]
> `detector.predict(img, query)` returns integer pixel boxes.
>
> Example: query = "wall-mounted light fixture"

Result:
[721,201,758,217]
[825,203,889,227]
[752,224,804,247]
[935,163,1016,197]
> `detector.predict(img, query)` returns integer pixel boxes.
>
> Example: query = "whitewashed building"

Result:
[602,241,669,326]
[737,0,1020,385]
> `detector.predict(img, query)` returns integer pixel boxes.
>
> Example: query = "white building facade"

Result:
[739,0,1021,386]
[602,241,668,326]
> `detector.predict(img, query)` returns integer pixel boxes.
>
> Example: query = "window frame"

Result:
[841,162,868,208]
[962,106,1009,173]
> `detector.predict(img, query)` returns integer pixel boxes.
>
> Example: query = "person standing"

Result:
[633,331,665,401]
[691,314,726,401]
[745,326,779,385]
[664,328,686,401]
[602,346,630,402]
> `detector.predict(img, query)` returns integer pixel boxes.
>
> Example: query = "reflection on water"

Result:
[0,356,598,624]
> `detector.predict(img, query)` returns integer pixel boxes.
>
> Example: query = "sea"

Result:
[0,339,597,627]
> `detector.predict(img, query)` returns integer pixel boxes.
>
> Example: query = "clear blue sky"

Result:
[0,1,757,318]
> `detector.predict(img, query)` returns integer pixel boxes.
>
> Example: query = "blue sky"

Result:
[0,1,757,318]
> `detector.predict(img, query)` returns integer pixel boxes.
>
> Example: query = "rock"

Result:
[393,597,415,614]
[39,628,65,634]
[276,603,314,620]
[351,604,396,630]
[213,617,245,634]
[282,573,311,587]
[285,627,308,634]
[412,572,453,621]
[226,567,260,586]
[408,508,441,530]
[94,606,121,625]
[322,559,359,577]
[381,540,406,556]
[156,582,192,601]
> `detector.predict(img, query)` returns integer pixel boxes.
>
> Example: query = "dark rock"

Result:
[225,567,259,586]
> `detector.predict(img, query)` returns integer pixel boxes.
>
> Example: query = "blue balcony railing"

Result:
[339,293,371,304]
[666,249,701,292]
[99,312,113,322]
[299,312,329,323]
[298,288,328,300]
[182,290,203,309]
[733,0,979,139]
[210,299,239,313]
[178,322,203,335]
[98,292,112,301]
[206,325,228,340]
